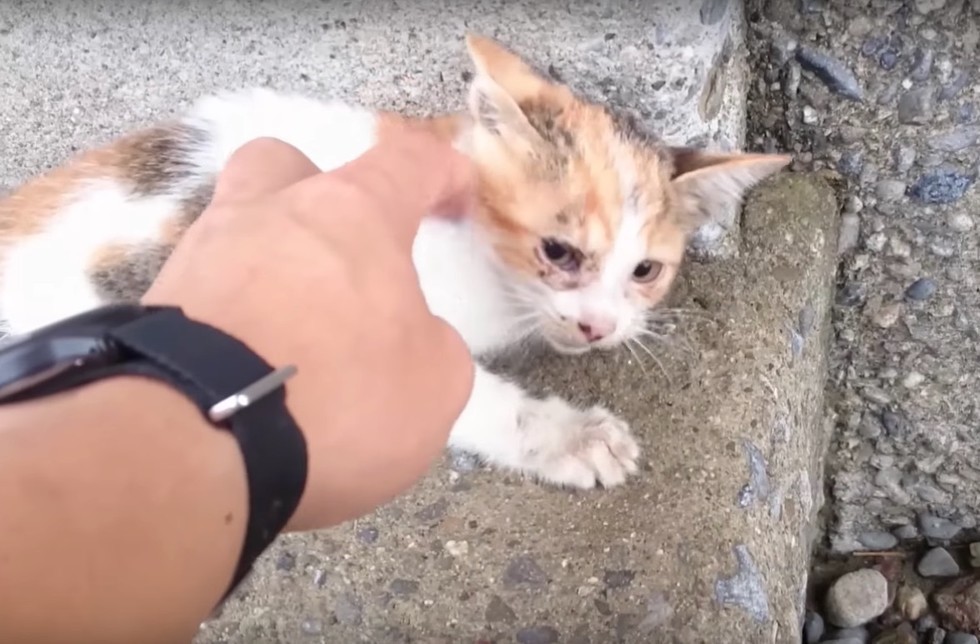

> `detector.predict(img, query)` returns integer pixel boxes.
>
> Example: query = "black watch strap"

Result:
[103,307,308,598]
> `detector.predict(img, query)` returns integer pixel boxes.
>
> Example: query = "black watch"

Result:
[0,302,308,599]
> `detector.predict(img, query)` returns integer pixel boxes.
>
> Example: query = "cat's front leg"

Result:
[447,365,640,489]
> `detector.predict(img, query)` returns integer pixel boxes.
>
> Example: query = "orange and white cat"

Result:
[0,34,790,489]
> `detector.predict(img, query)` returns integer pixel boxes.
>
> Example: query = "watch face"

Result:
[0,303,147,403]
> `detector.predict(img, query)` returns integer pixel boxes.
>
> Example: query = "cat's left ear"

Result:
[463,34,554,153]
[668,147,793,231]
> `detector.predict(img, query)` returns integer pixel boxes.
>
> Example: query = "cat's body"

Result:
[0,35,790,489]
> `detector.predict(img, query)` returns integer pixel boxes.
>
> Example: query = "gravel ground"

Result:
[744,0,980,554]
[742,0,980,641]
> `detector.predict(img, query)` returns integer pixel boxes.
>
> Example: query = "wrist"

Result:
[0,375,248,642]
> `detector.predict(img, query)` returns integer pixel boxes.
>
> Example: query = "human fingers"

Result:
[210,137,322,206]
[299,130,476,247]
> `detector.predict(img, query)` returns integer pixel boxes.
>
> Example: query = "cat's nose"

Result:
[577,318,616,343]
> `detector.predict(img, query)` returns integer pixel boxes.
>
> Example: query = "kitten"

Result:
[0,34,790,489]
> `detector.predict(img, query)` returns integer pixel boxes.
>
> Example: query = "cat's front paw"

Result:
[518,397,640,489]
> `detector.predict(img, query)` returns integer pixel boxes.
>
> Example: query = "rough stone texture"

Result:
[0,1,848,641]
[0,0,750,258]
[743,0,980,553]
[193,172,838,642]
[824,568,890,629]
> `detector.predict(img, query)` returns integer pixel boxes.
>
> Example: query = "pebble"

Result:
[893,145,917,172]
[825,568,890,628]
[934,577,980,633]
[898,89,933,124]
[895,524,919,540]
[914,0,947,13]
[948,212,975,232]
[796,45,864,101]
[859,530,899,550]
[931,629,950,644]
[905,277,938,301]
[970,542,980,568]
[444,540,469,557]
[802,105,819,124]
[897,585,929,621]
[919,513,963,540]
[917,547,961,577]
[877,180,907,202]
[603,569,636,589]
[485,595,517,623]
[928,127,980,152]
[909,169,976,204]
[873,302,903,328]
[910,48,934,81]
[833,626,870,642]
[839,150,866,177]
[873,623,917,644]
[503,555,549,588]
[516,626,560,644]
[804,610,825,643]
[947,634,980,644]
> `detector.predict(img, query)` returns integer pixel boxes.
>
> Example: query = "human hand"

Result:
[143,133,476,531]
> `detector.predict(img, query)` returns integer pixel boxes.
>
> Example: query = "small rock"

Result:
[896,585,929,621]
[873,302,903,328]
[910,48,934,80]
[804,610,825,643]
[388,579,420,596]
[898,89,933,124]
[948,212,975,232]
[516,626,560,644]
[839,149,865,177]
[902,372,925,388]
[881,410,908,437]
[825,568,890,628]
[356,526,379,544]
[914,0,946,12]
[917,547,961,578]
[275,551,296,571]
[877,180,907,201]
[838,214,860,253]
[928,127,980,152]
[894,524,919,540]
[873,622,917,644]
[796,45,863,101]
[503,555,549,588]
[970,542,980,568]
[893,145,917,172]
[444,540,469,557]
[859,531,899,550]
[802,105,819,124]
[947,634,980,644]
[935,577,980,633]
[919,513,963,540]
[906,278,938,301]
[414,498,449,522]
[909,169,976,204]
[938,71,970,101]
[604,569,636,589]
[833,626,870,642]
[931,629,950,644]
[485,595,517,623]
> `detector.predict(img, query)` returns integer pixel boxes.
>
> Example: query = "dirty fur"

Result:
[0,34,791,489]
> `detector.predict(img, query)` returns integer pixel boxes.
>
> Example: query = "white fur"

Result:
[0,88,641,489]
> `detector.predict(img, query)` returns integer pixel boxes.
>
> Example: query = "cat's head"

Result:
[461,34,791,355]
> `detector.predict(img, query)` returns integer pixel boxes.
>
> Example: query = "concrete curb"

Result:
[199,173,840,644]
[1,0,748,257]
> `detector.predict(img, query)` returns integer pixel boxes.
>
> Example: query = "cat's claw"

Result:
[517,397,641,489]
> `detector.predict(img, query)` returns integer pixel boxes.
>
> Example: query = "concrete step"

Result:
[0,1,843,642]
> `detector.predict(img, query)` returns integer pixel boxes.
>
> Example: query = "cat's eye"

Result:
[632,260,663,283]
[541,238,579,270]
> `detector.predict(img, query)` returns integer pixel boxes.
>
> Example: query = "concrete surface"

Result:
[194,172,839,644]
[0,1,849,641]
[0,0,749,257]
[743,0,980,554]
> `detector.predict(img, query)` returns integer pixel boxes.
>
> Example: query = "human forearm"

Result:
[0,376,247,644]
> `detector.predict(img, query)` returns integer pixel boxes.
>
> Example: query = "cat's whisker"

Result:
[636,326,697,358]
[633,337,671,386]
[623,339,649,375]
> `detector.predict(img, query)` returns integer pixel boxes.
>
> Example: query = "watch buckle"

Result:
[208,365,298,422]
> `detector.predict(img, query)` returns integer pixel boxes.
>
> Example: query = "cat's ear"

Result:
[464,34,550,152]
[667,147,793,231]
